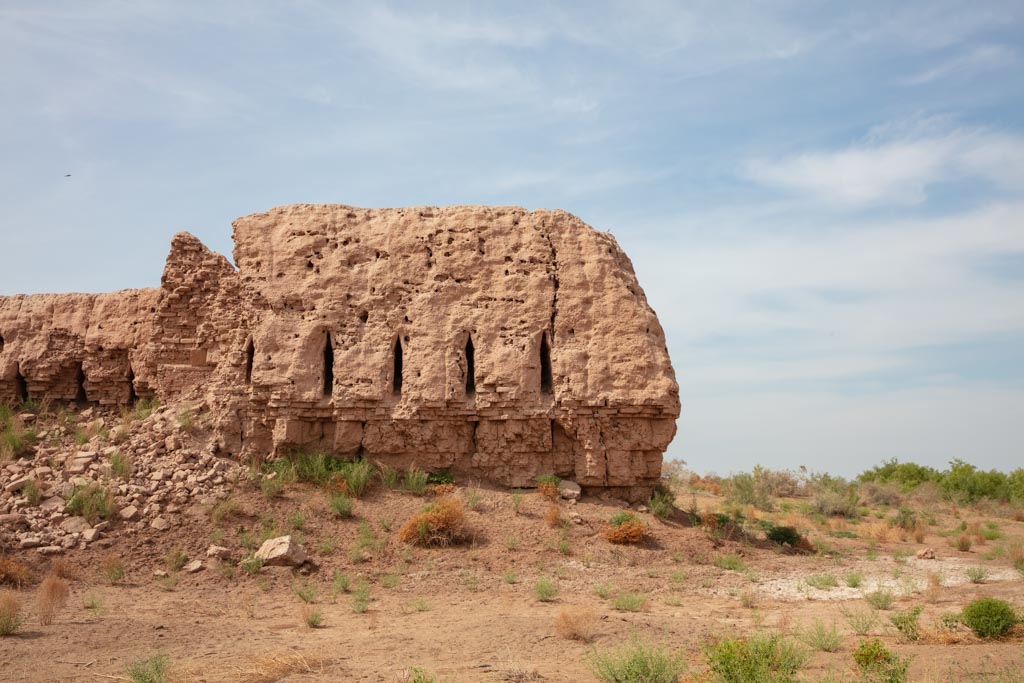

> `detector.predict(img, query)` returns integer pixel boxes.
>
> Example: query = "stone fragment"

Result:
[254,535,309,567]
[558,480,582,500]
[183,560,203,573]
[37,546,64,556]
[206,545,232,560]
[0,513,27,528]
[916,548,936,560]
[4,476,32,493]
[150,516,170,531]
[18,535,42,549]
[119,505,140,521]
[82,528,100,543]
[39,496,65,512]
[60,516,91,534]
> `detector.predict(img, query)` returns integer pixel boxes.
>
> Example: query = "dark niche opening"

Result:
[244,338,255,384]
[0,334,5,353]
[465,334,476,396]
[15,364,28,403]
[74,362,87,403]
[540,332,553,394]
[392,337,403,395]
[127,367,137,406]
[322,333,334,396]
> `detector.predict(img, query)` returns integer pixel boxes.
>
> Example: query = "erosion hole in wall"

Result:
[15,364,28,403]
[540,332,553,394]
[127,367,137,405]
[244,338,255,384]
[0,334,5,353]
[465,334,476,396]
[392,337,403,395]
[74,362,87,403]
[323,332,334,396]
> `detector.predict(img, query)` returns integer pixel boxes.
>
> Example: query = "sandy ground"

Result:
[3,483,1024,682]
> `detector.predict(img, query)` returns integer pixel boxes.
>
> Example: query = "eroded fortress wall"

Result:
[0,205,679,499]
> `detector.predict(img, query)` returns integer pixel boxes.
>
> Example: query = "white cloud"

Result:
[743,127,1024,207]
[902,43,1016,85]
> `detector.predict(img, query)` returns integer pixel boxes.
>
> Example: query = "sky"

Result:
[1,1,1022,477]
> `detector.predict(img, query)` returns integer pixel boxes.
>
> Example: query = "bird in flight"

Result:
[64,174,71,177]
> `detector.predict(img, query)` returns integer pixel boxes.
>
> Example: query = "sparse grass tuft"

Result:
[798,619,841,652]
[966,566,989,584]
[402,467,429,495]
[126,654,170,683]
[65,483,114,524]
[102,554,126,584]
[329,492,354,518]
[544,503,562,528]
[845,570,864,588]
[841,606,879,635]
[165,549,187,572]
[864,588,895,610]
[805,574,839,591]
[714,554,747,572]
[611,592,647,612]
[889,606,923,642]
[301,604,324,628]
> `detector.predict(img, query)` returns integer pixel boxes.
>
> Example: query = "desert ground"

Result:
[2,403,1022,682]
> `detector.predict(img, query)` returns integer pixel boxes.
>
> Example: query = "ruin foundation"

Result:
[0,205,679,500]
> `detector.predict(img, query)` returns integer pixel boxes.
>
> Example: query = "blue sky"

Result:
[2,1,1022,476]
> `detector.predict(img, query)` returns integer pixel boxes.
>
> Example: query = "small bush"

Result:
[889,606,923,642]
[555,607,596,642]
[534,578,558,602]
[845,570,864,588]
[0,592,24,636]
[704,632,808,683]
[110,450,133,480]
[293,580,317,603]
[65,483,114,524]
[351,581,371,613]
[587,639,687,683]
[36,574,69,625]
[398,496,469,547]
[960,598,1017,639]
[378,464,401,489]
[165,549,187,572]
[126,654,170,683]
[798,619,841,652]
[611,593,647,612]
[841,606,879,635]
[953,533,972,552]
[966,566,988,584]
[544,503,562,528]
[602,512,648,544]
[852,639,910,683]
[329,492,354,518]
[240,556,263,575]
[766,525,802,547]
[0,555,32,588]
[102,555,126,584]
[864,589,895,610]
[649,488,674,519]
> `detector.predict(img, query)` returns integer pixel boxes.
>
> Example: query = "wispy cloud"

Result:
[743,126,1024,207]
[902,43,1016,84]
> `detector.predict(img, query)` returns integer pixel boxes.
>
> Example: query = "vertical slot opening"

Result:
[15,364,28,403]
[465,334,476,396]
[392,337,403,395]
[245,338,255,384]
[322,332,334,396]
[540,332,553,394]
[74,362,87,403]
[127,367,137,405]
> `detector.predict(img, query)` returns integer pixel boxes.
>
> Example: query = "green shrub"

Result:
[811,486,860,517]
[427,471,455,485]
[126,654,170,683]
[966,566,989,584]
[890,507,917,531]
[864,589,894,610]
[587,639,687,683]
[64,483,114,524]
[378,464,401,489]
[845,570,864,588]
[351,581,371,613]
[960,598,1017,639]
[704,632,807,683]
[110,450,133,480]
[649,488,674,519]
[805,574,838,590]
[766,525,801,547]
[714,554,746,572]
[889,606,923,642]
[852,639,910,683]
[534,578,558,602]
[841,606,879,635]
[798,620,841,652]
[0,592,25,636]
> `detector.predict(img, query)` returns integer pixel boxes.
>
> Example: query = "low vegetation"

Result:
[602,511,648,544]
[960,598,1018,639]
[398,496,469,547]
[587,639,687,683]
[704,632,807,683]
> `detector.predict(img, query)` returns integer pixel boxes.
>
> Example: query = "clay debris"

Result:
[0,204,678,499]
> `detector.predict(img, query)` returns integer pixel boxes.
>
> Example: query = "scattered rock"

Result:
[150,516,170,531]
[59,516,91,534]
[0,513,27,529]
[254,535,309,567]
[558,480,582,500]
[206,545,232,561]
[37,545,64,556]
[119,505,140,521]
[4,476,32,493]
[184,560,204,573]
[917,547,936,560]
[82,528,100,543]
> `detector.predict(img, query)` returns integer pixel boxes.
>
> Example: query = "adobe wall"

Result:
[0,204,679,499]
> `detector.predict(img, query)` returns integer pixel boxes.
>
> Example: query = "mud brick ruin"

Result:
[0,205,679,499]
